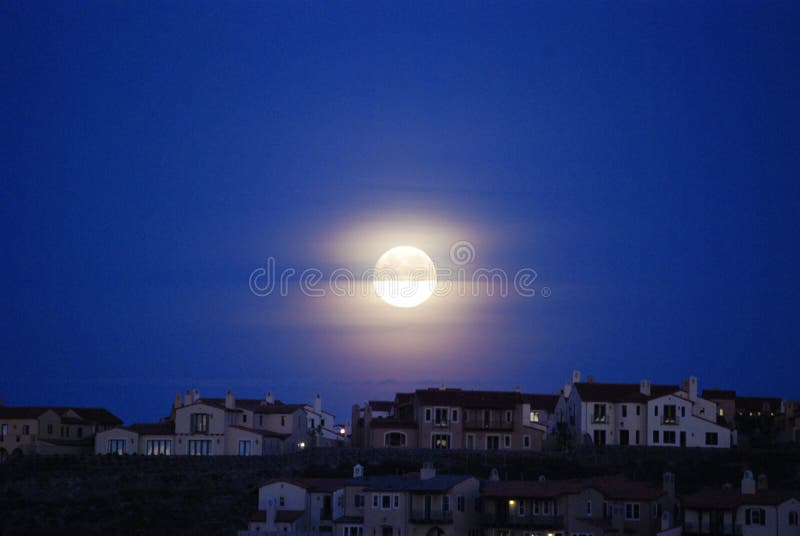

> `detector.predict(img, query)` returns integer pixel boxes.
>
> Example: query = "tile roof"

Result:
[229,425,290,439]
[368,401,394,412]
[414,388,558,409]
[355,474,473,493]
[736,396,782,413]
[0,406,121,425]
[369,418,417,429]
[573,382,679,403]
[482,475,664,501]
[683,488,800,509]
[125,422,175,435]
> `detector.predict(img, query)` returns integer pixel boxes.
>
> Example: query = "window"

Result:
[635,430,640,444]
[432,433,450,449]
[242,414,247,424]
[0,424,6,439]
[22,425,30,435]
[385,432,406,447]
[342,527,363,536]
[505,410,513,423]
[586,500,592,516]
[523,435,531,448]
[486,435,500,450]
[372,495,379,509]
[434,408,449,426]
[718,407,724,417]
[593,404,607,423]
[705,432,718,445]
[279,496,285,507]
[238,440,252,455]
[621,405,628,418]
[355,494,365,508]
[518,500,526,516]
[503,435,511,448]
[280,415,286,426]
[593,429,606,445]
[187,439,212,455]
[745,508,766,525]
[381,494,391,509]
[190,413,210,433]
[76,427,83,438]
[789,511,798,525]
[393,494,399,509]
[636,405,641,416]
[654,405,659,416]
[424,408,432,422]
[259,415,263,426]
[533,501,540,515]
[442,495,450,512]
[663,431,676,444]
[681,406,686,417]
[652,430,659,444]
[625,503,640,520]
[530,410,540,423]
[146,439,172,455]
[107,439,126,455]
[466,434,475,449]
[457,496,465,512]
[542,501,550,515]
[663,405,677,424]
[47,424,53,434]
[452,409,459,423]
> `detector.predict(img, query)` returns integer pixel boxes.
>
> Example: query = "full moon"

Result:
[374,246,437,308]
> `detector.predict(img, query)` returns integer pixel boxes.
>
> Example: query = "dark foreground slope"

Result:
[1,445,799,535]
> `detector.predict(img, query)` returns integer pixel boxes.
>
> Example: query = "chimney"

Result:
[687,376,698,401]
[173,393,183,409]
[741,470,756,495]
[757,474,768,491]
[266,391,274,404]
[572,370,581,384]
[563,383,572,398]
[438,382,446,391]
[193,388,200,403]
[225,389,235,410]
[514,385,520,393]
[587,375,595,384]
[662,472,675,500]
[640,380,652,397]
[489,468,500,482]
[661,511,673,531]
[185,389,193,405]
[420,462,436,480]
[313,393,322,413]
[353,464,364,479]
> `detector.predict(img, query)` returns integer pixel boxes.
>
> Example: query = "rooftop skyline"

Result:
[2,3,799,425]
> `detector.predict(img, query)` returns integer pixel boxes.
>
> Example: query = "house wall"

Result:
[736,499,800,536]
[94,427,138,454]
[0,417,39,455]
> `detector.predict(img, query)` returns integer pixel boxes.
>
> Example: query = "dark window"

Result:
[636,405,641,416]
[663,431,676,444]
[424,408,432,422]
[385,432,406,447]
[652,430,659,443]
[593,429,606,445]
[745,508,766,525]
[22,425,30,435]
[625,503,640,520]
[621,405,628,418]
[190,413,210,433]
[242,414,247,424]
[47,424,53,434]
[663,405,677,424]
[146,439,172,455]
[355,494,364,508]
[705,432,719,445]
[107,439,126,455]
[457,496,465,512]
[451,409,459,423]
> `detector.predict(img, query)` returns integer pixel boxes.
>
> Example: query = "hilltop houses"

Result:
[94,389,343,456]
[351,387,558,451]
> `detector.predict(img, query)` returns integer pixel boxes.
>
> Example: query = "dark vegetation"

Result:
[1,445,799,535]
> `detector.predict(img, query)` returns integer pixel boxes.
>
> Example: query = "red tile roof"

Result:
[482,475,664,501]
[414,388,558,409]
[703,389,737,400]
[0,406,121,425]
[573,382,679,403]
[261,477,349,493]
[125,422,175,435]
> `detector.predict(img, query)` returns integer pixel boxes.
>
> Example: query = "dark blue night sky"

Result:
[2,2,799,424]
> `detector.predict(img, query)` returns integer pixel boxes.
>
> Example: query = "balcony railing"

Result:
[463,418,513,430]
[662,415,679,425]
[592,414,608,424]
[432,420,450,428]
[409,510,454,523]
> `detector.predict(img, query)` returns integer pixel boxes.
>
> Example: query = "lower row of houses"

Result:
[239,465,800,536]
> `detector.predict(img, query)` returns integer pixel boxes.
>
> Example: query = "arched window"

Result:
[384,432,406,447]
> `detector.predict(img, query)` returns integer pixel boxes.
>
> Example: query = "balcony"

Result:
[592,414,608,424]
[463,418,513,430]
[481,513,564,529]
[662,415,679,425]
[432,420,450,428]
[409,510,454,524]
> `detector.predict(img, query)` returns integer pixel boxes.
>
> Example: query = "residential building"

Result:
[336,463,481,536]
[247,477,348,533]
[95,388,341,456]
[0,404,121,458]
[352,387,556,451]
[561,371,736,448]
[682,471,800,536]
[704,389,784,446]
[480,471,680,536]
